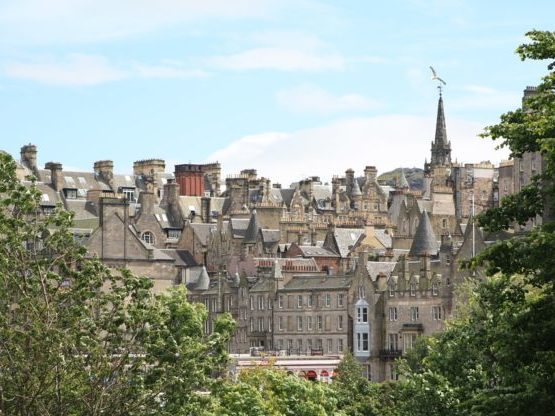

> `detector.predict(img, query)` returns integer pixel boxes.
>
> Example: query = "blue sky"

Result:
[0,0,553,185]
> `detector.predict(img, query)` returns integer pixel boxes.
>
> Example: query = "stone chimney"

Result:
[133,159,165,176]
[345,169,354,196]
[203,162,222,196]
[364,166,377,184]
[137,190,155,217]
[20,144,39,178]
[161,178,183,228]
[94,160,114,190]
[44,162,63,192]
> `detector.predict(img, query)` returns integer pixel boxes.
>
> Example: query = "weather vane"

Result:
[429,66,446,95]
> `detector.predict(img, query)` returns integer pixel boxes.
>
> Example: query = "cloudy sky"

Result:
[0,0,552,185]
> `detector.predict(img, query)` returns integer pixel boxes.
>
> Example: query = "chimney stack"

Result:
[45,162,63,192]
[364,166,377,184]
[162,178,183,227]
[20,144,39,178]
[94,160,114,190]
[345,169,354,196]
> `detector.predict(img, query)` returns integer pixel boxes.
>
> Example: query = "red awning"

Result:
[307,370,317,379]
[320,370,329,377]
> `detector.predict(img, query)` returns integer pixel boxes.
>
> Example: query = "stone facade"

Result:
[11,88,526,383]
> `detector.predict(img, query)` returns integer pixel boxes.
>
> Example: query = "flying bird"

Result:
[429,66,446,85]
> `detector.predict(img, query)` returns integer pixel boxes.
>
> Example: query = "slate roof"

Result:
[366,261,396,280]
[244,210,261,244]
[296,245,339,257]
[279,188,296,208]
[161,249,197,267]
[408,210,439,257]
[332,228,365,257]
[249,278,274,293]
[230,218,250,239]
[312,184,332,201]
[282,276,352,291]
[112,173,136,191]
[190,223,218,245]
[261,229,281,244]
[398,169,410,189]
[374,229,392,248]
[35,182,62,206]
[194,266,210,291]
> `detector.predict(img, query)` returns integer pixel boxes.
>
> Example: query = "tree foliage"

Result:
[0,152,235,415]
[215,364,341,416]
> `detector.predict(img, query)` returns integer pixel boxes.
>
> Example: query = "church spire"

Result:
[434,92,448,147]
[425,91,452,173]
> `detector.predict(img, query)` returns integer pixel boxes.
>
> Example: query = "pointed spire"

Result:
[272,259,283,280]
[427,93,452,170]
[409,210,439,257]
[196,266,210,290]
[397,169,410,190]
[351,177,362,197]
[434,94,448,147]
[243,209,260,244]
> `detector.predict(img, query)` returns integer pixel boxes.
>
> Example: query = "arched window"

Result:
[142,231,155,245]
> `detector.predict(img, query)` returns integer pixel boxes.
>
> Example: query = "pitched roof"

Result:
[332,228,365,257]
[366,261,396,280]
[296,245,339,257]
[161,249,197,267]
[195,266,210,290]
[282,276,352,291]
[243,209,260,244]
[398,169,410,189]
[190,223,218,245]
[230,218,250,239]
[374,229,392,248]
[351,177,362,197]
[408,210,439,257]
[260,229,281,244]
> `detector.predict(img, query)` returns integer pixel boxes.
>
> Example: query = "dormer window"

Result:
[121,187,136,202]
[167,229,181,240]
[141,231,155,246]
[64,188,78,199]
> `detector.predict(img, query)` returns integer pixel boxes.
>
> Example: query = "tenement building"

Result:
[8,89,521,382]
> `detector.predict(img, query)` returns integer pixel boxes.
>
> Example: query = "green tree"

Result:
[331,353,402,416]
[215,364,341,416]
[0,152,235,415]
[398,30,555,416]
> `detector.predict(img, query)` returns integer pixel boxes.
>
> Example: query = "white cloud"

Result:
[207,47,343,71]
[452,85,521,110]
[276,84,380,115]
[132,64,210,79]
[0,0,284,45]
[206,30,344,72]
[3,54,208,86]
[4,54,126,86]
[205,115,509,186]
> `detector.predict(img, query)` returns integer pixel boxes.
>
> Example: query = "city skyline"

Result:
[1,1,553,185]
